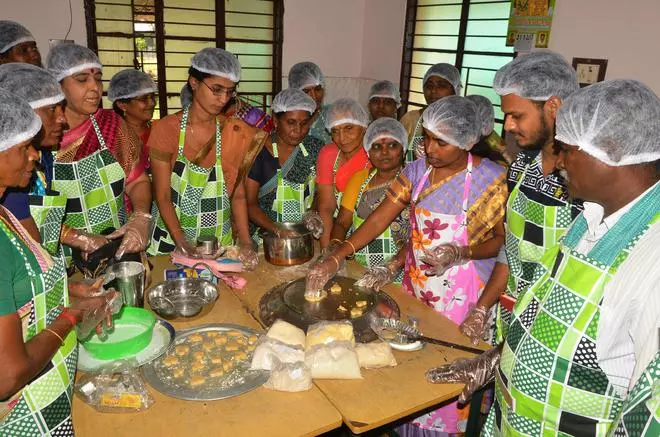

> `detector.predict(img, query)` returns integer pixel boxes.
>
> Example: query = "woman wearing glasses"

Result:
[147,48,260,268]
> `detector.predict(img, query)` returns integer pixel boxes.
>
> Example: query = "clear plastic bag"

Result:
[75,288,123,341]
[305,341,362,380]
[356,342,397,369]
[305,320,355,349]
[75,361,154,413]
[263,358,312,392]
[266,319,306,348]
[250,336,305,371]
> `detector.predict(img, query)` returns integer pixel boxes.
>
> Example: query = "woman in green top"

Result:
[0,90,115,436]
[288,62,332,145]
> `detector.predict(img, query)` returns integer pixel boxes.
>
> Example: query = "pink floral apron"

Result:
[402,153,483,433]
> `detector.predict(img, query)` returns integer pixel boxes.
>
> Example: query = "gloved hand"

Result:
[355,258,402,290]
[174,240,225,260]
[420,242,467,276]
[238,243,258,271]
[272,224,300,239]
[61,226,109,254]
[459,304,490,346]
[319,239,342,261]
[425,345,501,404]
[107,211,153,258]
[302,210,324,239]
[306,257,341,295]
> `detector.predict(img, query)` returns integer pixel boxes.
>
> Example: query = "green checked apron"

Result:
[148,106,232,255]
[484,184,660,437]
[28,192,67,257]
[332,153,343,218]
[0,213,77,436]
[496,154,574,343]
[270,142,315,222]
[52,115,126,235]
[405,115,424,164]
[352,169,403,283]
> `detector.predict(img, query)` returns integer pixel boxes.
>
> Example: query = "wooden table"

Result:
[237,257,489,434]
[71,256,342,437]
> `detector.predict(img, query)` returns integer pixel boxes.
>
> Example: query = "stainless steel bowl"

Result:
[259,222,314,266]
[148,278,218,318]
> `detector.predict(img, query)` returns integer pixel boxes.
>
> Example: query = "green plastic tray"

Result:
[81,307,156,360]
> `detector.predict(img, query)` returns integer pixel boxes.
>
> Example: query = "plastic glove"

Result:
[306,258,341,295]
[238,243,258,271]
[107,211,153,259]
[68,289,121,336]
[302,210,324,239]
[355,258,402,290]
[459,304,490,346]
[425,345,501,404]
[61,226,109,254]
[319,239,342,261]
[272,225,301,239]
[68,277,105,298]
[174,240,225,260]
[420,242,467,276]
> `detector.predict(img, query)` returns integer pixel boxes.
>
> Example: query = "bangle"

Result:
[329,255,340,270]
[330,238,342,246]
[343,240,357,256]
[57,309,78,328]
[44,328,64,345]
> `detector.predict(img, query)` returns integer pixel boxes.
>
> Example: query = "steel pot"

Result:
[260,222,314,266]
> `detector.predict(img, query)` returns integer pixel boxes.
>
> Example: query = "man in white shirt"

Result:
[428,79,660,436]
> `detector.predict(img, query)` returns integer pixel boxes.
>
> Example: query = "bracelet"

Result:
[57,309,78,328]
[329,255,340,270]
[343,240,357,257]
[44,328,64,345]
[330,238,343,246]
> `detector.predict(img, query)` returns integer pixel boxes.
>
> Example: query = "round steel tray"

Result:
[141,323,269,401]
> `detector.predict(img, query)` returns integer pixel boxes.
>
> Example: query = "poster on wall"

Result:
[505,0,555,49]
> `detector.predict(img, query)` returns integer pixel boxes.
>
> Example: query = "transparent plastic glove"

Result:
[61,227,109,254]
[302,210,324,239]
[238,243,258,271]
[420,242,466,276]
[107,211,153,259]
[425,345,501,404]
[319,240,342,261]
[306,258,340,297]
[355,258,402,290]
[272,225,300,239]
[459,304,489,346]
[174,240,225,260]
[69,289,121,338]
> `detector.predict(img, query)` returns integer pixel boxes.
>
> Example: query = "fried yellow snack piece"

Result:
[225,342,239,352]
[330,283,342,294]
[190,376,206,387]
[188,333,203,343]
[355,300,367,308]
[234,351,248,361]
[226,330,242,338]
[247,335,259,345]
[350,307,364,319]
[202,342,215,352]
[175,345,190,356]
[191,362,206,373]
[222,361,234,372]
[211,355,223,365]
[214,335,228,345]
[172,367,185,378]
[163,355,179,367]
[192,351,205,361]
[209,367,225,378]
[235,336,247,345]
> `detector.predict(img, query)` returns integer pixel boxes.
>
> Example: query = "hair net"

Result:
[180,83,193,108]
[555,79,660,167]
[494,51,578,101]
[363,118,408,153]
[466,95,494,137]
[325,98,370,130]
[423,63,462,94]
[107,69,157,102]
[46,43,102,81]
[271,88,316,115]
[0,89,42,152]
[0,21,35,54]
[288,62,324,90]
[0,63,64,109]
[368,80,401,108]
[190,47,240,83]
[422,96,480,150]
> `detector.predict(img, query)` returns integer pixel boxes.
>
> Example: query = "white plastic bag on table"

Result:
[305,320,356,349]
[264,358,312,392]
[250,336,305,371]
[305,341,362,380]
[266,319,306,348]
[356,342,397,369]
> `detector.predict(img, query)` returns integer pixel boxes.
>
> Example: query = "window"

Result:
[399,0,514,132]
[84,0,283,118]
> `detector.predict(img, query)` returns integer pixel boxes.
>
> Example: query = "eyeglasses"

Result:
[132,93,157,103]
[201,80,237,97]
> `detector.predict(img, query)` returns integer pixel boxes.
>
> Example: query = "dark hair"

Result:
[470,137,506,163]
[112,99,130,117]
[185,66,211,97]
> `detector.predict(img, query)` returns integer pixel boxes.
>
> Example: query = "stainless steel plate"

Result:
[141,324,269,401]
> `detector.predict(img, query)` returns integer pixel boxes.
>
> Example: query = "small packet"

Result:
[263,359,312,392]
[356,342,397,369]
[305,320,355,349]
[75,361,154,413]
[266,319,306,348]
[250,336,305,371]
[305,341,362,380]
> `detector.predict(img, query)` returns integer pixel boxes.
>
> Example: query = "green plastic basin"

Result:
[81,307,156,360]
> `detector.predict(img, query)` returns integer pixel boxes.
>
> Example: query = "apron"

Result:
[405,115,424,164]
[352,169,403,283]
[270,142,315,222]
[28,191,67,257]
[332,152,343,218]
[0,210,77,436]
[148,106,232,255]
[403,153,483,433]
[52,115,126,235]
[496,153,575,343]
[484,183,660,437]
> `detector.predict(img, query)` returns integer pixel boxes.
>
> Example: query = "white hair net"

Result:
[0,63,64,109]
[191,47,241,83]
[423,63,462,94]
[422,96,480,150]
[493,51,578,101]
[368,80,401,108]
[180,84,192,108]
[46,43,102,81]
[555,79,660,167]
[0,21,35,54]
[107,69,157,102]
[271,88,316,115]
[0,89,42,152]
[363,118,408,153]
[288,62,324,90]
[466,95,494,137]
[325,98,370,130]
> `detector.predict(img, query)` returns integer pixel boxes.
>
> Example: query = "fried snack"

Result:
[211,355,223,365]
[226,330,242,338]
[191,362,206,373]
[248,335,259,345]
[163,355,179,367]
[214,335,228,346]
[189,333,203,343]
[192,351,205,361]
[355,300,367,308]
[209,367,225,378]
[223,361,234,372]
[234,351,248,361]
[235,336,247,345]
[205,331,219,338]
[202,342,215,352]
[172,367,185,378]
[330,283,342,294]
[350,307,364,319]
[175,345,190,356]
[190,376,206,387]
[225,342,239,352]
